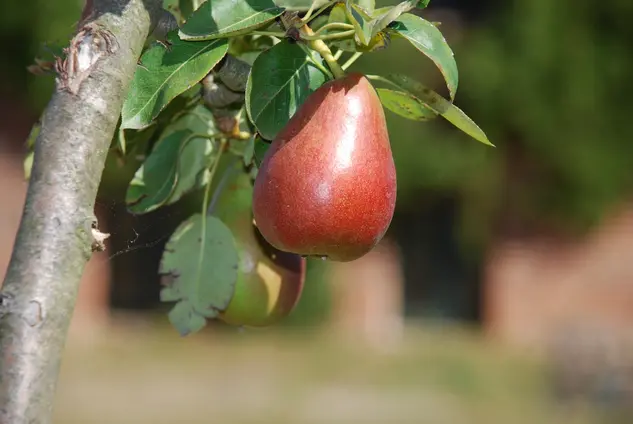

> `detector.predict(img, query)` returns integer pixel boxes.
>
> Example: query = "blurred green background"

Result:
[1,0,633,423]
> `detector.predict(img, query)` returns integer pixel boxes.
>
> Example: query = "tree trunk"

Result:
[0,1,158,422]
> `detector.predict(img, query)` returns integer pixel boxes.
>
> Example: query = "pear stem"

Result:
[207,156,239,215]
[301,46,334,79]
[252,30,287,38]
[302,30,355,41]
[301,0,318,22]
[302,0,337,24]
[313,22,355,35]
[341,52,362,70]
[301,25,346,79]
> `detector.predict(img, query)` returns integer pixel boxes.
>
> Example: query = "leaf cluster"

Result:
[27,0,490,335]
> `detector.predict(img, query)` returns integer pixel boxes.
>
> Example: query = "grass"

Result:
[53,315,615,424]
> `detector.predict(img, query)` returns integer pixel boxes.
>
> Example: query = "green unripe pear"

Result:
[211,159,306,327]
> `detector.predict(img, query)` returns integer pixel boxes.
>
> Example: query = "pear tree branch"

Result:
[0,1,160,423]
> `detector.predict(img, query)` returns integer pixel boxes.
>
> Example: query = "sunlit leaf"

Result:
[345,0,374,45]
[384,74,493,146]
[357,0,376,14]
[328,3,357,52]
[179,0,285,41]
[389,13,458,100]
[370,0,417,38]
[273,0,329,10]
[26,120,41,150]
[329,4,389,52]
[23,151,34,181]
[376,88,437,121]
[160,213,239,336]
[245,40,327,140]
[121,32,228,130]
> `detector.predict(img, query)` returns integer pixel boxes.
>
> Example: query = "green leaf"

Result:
[160,213,240,336]
[117,126,130,155]
[23,151,34,181]
[376,88,437,121]
[179,0,285,41]
[370,0,417,38]
[126,132,182,212]
[168,135,215,205]
[121,33,228,130]
[243,135,255,166]
[357,0,376,14]
[26,120,40,150]
[273,0,328,10]
[328,3,357,52]
[345,0,374,45]
[327,4,389,53]
[389,13,458,100]
[253,135,270,167]
[245,40,328,140]
[125,130,215,213]
[167,300,207,336]
[178,0,194,20]
[164,104,216,137]
[384,74,492,146]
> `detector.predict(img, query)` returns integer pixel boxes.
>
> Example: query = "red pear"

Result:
[252,73,397,262]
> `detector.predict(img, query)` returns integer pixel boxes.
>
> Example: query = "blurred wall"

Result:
[484,202,633,352]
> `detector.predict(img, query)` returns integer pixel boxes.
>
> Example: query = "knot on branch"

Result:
[55,24,119,95]
[91,225,110,252]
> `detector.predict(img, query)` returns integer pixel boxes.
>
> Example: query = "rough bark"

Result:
[0,1,159,423]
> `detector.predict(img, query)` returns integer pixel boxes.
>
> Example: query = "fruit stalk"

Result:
[301,25,346,79]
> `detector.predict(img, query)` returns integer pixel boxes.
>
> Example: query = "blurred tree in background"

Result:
[370,0,633,247]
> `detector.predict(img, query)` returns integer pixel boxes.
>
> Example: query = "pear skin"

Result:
[253,73,397,262]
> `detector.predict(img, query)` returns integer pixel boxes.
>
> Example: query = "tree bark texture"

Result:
[0,1,159,422]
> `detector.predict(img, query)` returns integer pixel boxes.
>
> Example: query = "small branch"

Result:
[279,13,346,79]
[302,29,356,41]
[303,0,337,24]
[252,30,287,38]
[301,25,346,78]
[341,51,362,70]
[299,45,334,79]
[313,22,355,35]
[0,1,159,423]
